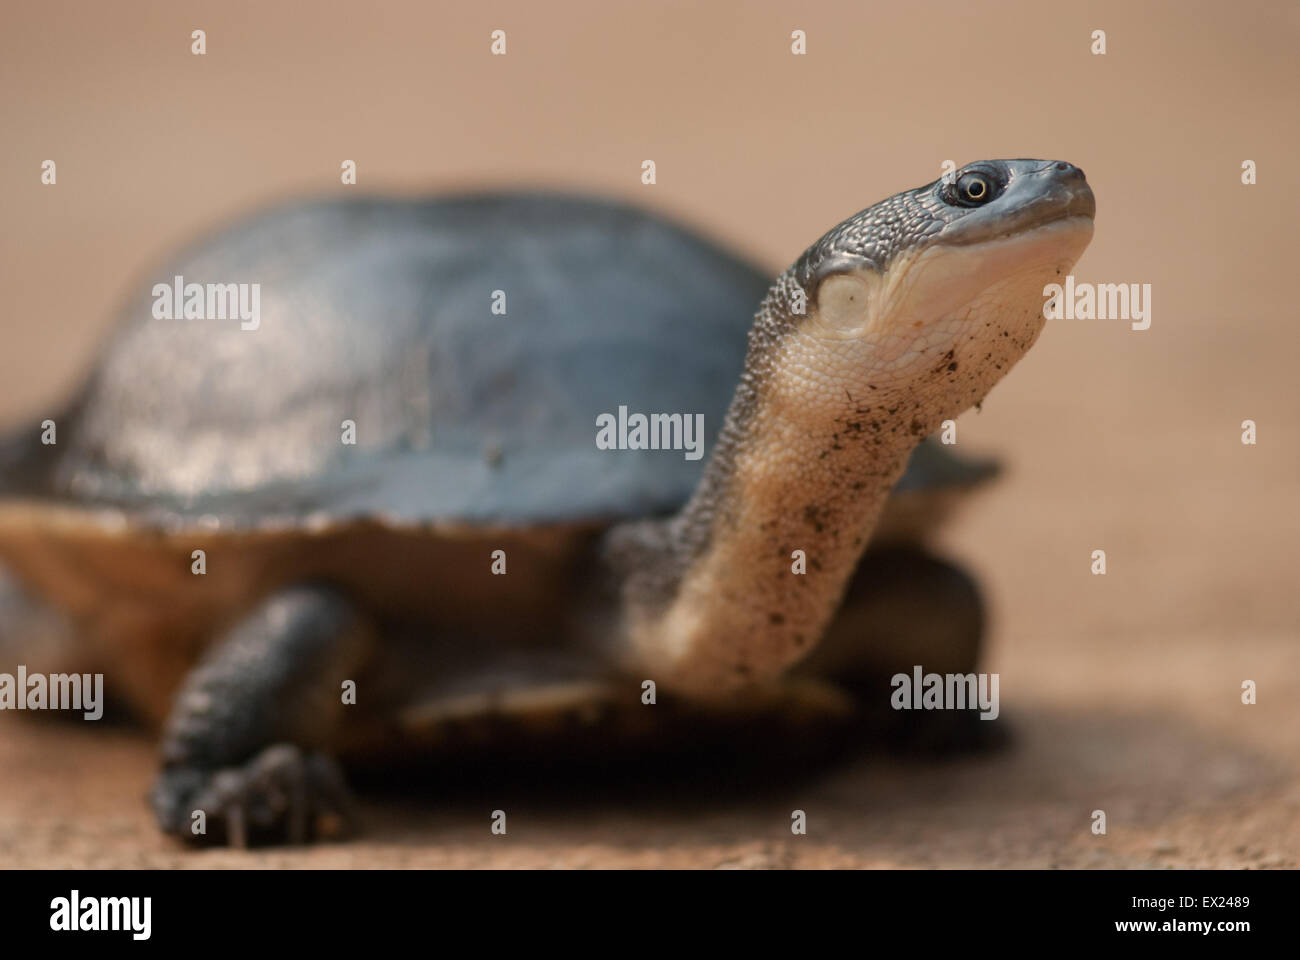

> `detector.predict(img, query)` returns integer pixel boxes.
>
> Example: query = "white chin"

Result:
[883,215,1094,325]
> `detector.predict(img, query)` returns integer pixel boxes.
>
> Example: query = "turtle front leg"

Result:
[150,585,375,847]
[798,545,1003,754]
[799,546,985,684]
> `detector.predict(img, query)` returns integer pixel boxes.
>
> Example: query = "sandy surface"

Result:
[0,0,1297,868]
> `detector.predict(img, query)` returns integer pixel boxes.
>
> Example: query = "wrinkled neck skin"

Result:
[602,220,1090,697]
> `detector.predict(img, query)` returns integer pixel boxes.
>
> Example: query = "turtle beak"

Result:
[1035,162,1095,222]
[1006,161,1095,234]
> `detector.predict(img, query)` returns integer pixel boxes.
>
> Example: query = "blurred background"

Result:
[0,0,1296,867]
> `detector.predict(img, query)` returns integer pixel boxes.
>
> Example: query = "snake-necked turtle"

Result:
[0,159,1094,845]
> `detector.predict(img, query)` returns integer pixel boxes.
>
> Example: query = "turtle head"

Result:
[784,159,1094,421]
[608,161,1095,695]
[603,160,1092,692]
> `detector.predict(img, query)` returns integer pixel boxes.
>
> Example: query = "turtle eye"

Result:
[944,169,1003,208]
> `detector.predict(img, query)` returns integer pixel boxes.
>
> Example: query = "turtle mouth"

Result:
[1011,183,1096,235]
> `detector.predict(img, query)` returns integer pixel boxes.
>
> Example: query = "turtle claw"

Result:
[151,744,359,847]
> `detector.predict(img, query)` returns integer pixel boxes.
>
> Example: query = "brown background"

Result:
[0,0,1296,867]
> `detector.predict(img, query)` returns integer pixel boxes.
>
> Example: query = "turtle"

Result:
[0,159,1095,846]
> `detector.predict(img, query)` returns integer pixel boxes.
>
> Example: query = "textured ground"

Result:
[0,0,1296,867]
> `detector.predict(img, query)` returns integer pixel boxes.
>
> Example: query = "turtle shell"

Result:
[2,193,993,531]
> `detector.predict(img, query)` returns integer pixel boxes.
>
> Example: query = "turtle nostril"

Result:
[1053,161,1086,180]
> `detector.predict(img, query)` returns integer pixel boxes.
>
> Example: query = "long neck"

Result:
[599,217,1077,696]
[603,276,937,696]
